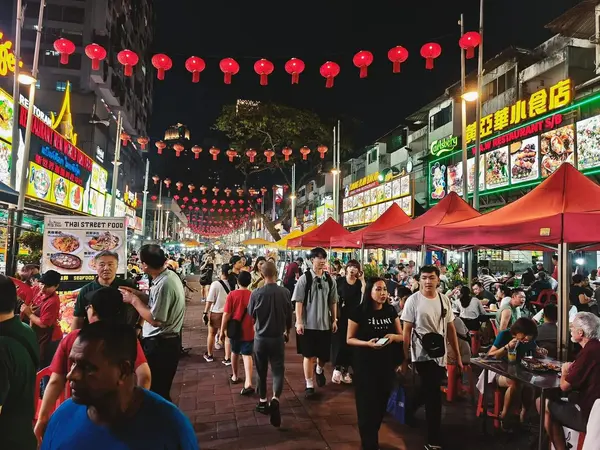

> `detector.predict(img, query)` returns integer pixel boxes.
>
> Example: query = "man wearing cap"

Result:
[293,247,338,398]
[72,251,137,330]
[20,270,63,370]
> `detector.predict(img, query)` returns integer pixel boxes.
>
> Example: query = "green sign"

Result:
[431,135,459,157]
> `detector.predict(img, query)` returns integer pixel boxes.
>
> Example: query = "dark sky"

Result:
[148,0,578,188]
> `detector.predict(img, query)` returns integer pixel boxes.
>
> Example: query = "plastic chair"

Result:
[489,318,499,337]
[470,330,481,355]
[530,289,557,312]
[34,367,68,422]
[476,384,503,429]
[444,364,475,402]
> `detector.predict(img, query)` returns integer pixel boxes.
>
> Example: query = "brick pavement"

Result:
[172,294,537,450]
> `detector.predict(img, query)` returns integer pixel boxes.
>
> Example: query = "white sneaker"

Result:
[214,341,222,350]
[342,373,353,384]
[332,369,342,384]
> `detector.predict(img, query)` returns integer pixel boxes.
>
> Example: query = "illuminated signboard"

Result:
[430,135,459,157]
[465,79,572,145]
[0,31,23,77]
[348,172,379,194]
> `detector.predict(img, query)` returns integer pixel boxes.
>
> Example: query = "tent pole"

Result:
[558,243,570,361]
[420,244,427,267]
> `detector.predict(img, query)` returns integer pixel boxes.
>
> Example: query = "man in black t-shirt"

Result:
[472,282,496,305]
[570,274,592,312]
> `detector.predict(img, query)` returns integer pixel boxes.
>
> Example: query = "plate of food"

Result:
[510,137,539,183]
[50,233,81,254]
[87,231,121,252]
[521,357,561,373]
[53,177,68,205]
[49,253,82,271]
[69,185,82,211]
[30,166,51,199]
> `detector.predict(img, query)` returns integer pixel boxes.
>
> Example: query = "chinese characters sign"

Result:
[465,79,572,145]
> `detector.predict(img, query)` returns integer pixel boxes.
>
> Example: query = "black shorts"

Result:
[297,329,331,361]
[548,399,586,432]
[230,339,253,356]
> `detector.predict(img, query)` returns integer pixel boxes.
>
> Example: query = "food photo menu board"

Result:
[42,216,126,282]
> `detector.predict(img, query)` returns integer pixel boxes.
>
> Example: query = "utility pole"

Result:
[109,111,123,216]
[473,0,484,211]
[141,158,150,239]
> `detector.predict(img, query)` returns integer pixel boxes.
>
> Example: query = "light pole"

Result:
[141,158,150,238]
[290,163,296,229]
[473,0,485,211]
[9,0,45,276]
[109,111,123,216]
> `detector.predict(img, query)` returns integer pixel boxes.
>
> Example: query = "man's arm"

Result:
[402,322,413,369]
[120,290,163,328]
[447,321,463,369]
[34,372,66,441]
[135,363,151,389]
[119,286,149,304]
[499,309,511,331]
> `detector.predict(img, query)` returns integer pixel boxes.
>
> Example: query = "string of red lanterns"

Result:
[54,33,481,85]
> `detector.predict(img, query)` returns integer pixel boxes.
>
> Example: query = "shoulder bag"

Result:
[413,293,447,358]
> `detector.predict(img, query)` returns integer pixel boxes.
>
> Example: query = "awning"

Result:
[287,218,350,248]
[0,181,19,205]
[241,238,274,246]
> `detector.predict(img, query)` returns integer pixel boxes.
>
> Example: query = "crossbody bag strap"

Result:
[438,293,447,335]
[218,280,231,294]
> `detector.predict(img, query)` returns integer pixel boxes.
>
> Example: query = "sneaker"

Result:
[222,358,232,366]
[255,401,269,415]
[304,387,316,399]
[203,353,214,362]
[269,398,281,428]
[240,387,255,396]
[342,372,353,384]
[424,445,443,450]
[331,369,342,384]
[315,369,326,387]
[214,341,222,350]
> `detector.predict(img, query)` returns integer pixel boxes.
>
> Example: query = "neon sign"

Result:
[430,135,458,157]
[0,32,23,77]
[466,79,572,144]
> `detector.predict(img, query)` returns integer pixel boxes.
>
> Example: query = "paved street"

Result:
[172,292,537,450]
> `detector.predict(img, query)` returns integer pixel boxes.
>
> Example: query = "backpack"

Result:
[303,270,334,304]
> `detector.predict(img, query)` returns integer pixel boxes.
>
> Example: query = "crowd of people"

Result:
[3,243,600,450]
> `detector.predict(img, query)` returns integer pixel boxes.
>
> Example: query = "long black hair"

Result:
[360,276,387,314]
[459,286,473,309]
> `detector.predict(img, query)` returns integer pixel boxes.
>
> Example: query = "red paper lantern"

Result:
[188,206,193,210]
[54,38,75,65]
[164,178,171,188]
[420,43,442,70]
[246,149,257,163]
[317,145,328,159]
[202,207,208,212]
[320,61,340,88]
[137,136,149,150]
[257,198,262,204]
[120,132,130,146]
[155,140,166,155]
[211,199,217,205]
[173,143,184,157]
[264,150,275,163]
[281,147,293,161]
[247,207,252,211]
[210,207,215,211]
[152,175,160,185]
[192,197,198,204]
[226,149,237,162]
[117,49,139,76]
[85,43,106,70]
[219,200,226,206]
[232,208,237,213]
[254,59,274,86]
[183,196,189,203]
[176,181,183,191]
[188,184,195,193]
[185,56,206,83]
[200,185,207,194]
[353,50,374,78]
[219,58,240,84]
[229,200,235,206]
[459,32,481,59]
[238,199,244,205]
[152,54,172,80]
[201,198,207,204]
[191,145,202,159]
[195,206,200,211]
[236,188,244,196]
[151,195,158,201]
[284,58,305,84]
[173,195,180,201]
[209,147,220,161]
[212,187,220,196]
[388,46,409,73]
[300,146,311,160]
[218,209,223,213]
[260,187,267,195]
[224,188,232,197]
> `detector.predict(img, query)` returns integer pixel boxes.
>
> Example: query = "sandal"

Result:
[230,375,242,384]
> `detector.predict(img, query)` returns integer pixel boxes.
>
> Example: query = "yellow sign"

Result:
[466,78,572,145]
[349,172,379,192]
[0,32,23,77]
[27,162,52,201]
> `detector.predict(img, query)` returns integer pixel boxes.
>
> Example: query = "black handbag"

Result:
[414,294,447,358]
[227,307,247,341]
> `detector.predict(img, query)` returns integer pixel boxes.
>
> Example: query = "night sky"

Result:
[148,0,578,189]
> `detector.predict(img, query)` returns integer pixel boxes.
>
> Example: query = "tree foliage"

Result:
[214,102,348,240]
[17,231,43,265]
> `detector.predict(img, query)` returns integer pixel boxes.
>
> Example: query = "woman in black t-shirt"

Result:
[331,260,364,384]
[348,277,403,450]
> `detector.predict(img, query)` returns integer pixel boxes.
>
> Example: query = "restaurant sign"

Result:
[430,135,458,157]
[348,172,379,194]
[465,78,572,145]
[0,31,23,77]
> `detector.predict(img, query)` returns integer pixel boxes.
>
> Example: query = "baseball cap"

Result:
[40,270,61,287]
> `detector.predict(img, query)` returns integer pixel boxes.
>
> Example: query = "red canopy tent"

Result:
[287,217,351,248]
[423,163,600,247]
[364,192,481,248]
[330,203,411,248]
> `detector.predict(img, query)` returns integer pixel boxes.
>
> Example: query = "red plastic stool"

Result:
[444,364,475,402]
[470,331,481,355]
[476,384,504,429]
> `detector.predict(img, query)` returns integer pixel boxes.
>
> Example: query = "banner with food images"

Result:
[42,216,126,282]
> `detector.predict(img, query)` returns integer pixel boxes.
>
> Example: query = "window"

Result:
[482,68,517,102]
[429,104,452,131]
[367,147,378,165]
[56,81,67,92]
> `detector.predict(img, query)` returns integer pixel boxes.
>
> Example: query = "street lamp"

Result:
[17,72,36,85]
[461,90,479,102]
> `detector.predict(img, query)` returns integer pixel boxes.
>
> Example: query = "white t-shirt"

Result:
[206,279,231,313]
[401,291,455,366]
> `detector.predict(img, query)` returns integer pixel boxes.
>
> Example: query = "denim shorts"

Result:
[230,339,254,356]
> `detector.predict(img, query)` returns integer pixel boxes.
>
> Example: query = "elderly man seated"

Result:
[536,312,600,450]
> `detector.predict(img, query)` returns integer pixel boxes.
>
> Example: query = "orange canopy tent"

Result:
[423,164,600,248]
[330,203,411,248]
[287,217,350,248]
[365,192,481,248]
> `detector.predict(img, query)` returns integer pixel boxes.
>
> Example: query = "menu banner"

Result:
[42,216,126,282]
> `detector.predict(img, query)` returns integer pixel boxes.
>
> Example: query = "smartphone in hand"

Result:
[375,337,390,346]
